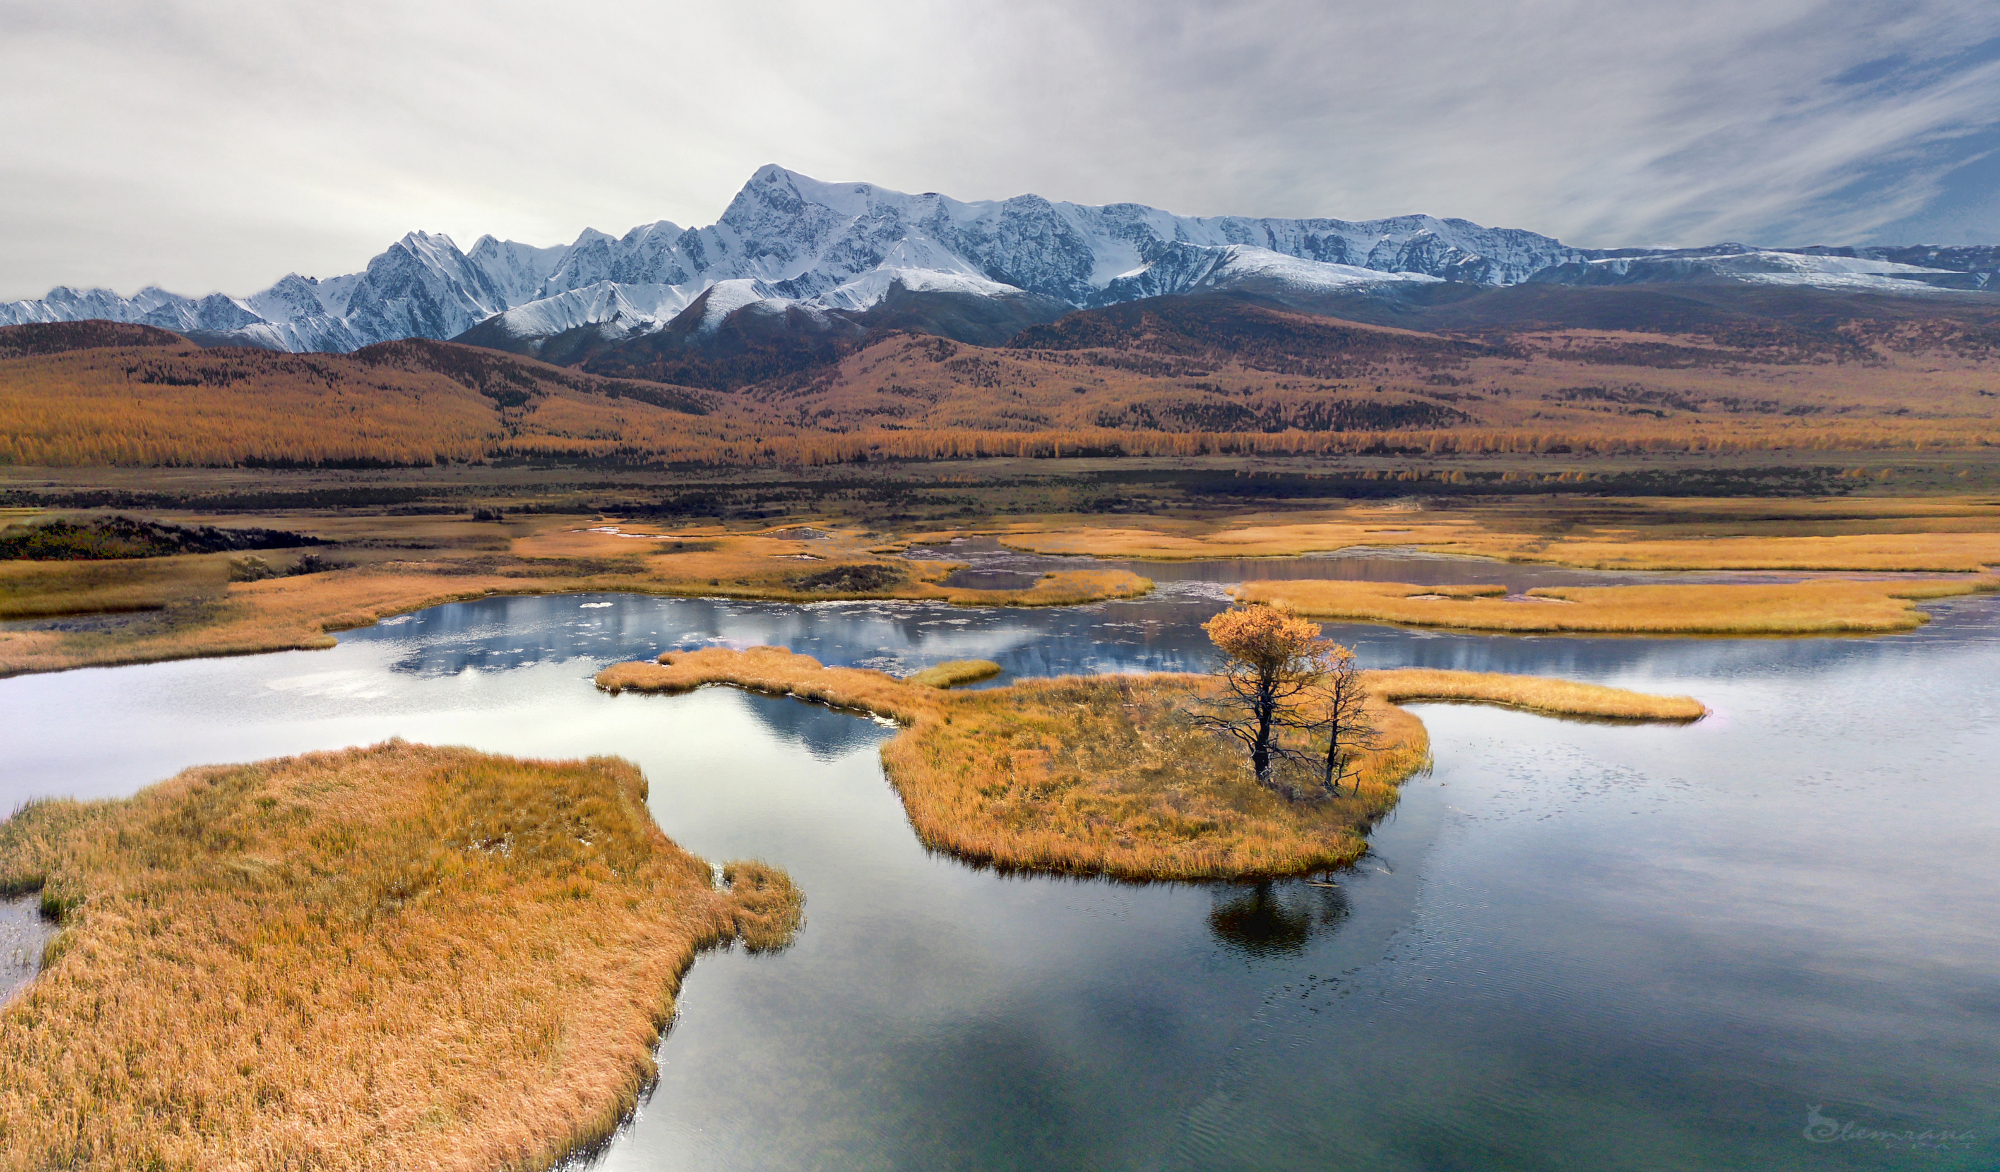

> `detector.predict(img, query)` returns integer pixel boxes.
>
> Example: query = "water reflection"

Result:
[739,690,892,761]
[906,535,1801,589]
[1208,881,1352,957]
[342,587,1999,707]
[1,554,1996,1171]
[0,897,51,1007]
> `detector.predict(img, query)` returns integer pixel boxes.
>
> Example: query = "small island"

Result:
[598,645,1704,881]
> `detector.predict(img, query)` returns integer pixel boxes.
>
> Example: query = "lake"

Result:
[1,560,1994,1170]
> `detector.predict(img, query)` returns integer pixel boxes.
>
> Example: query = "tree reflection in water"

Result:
[1208,880,1350,957]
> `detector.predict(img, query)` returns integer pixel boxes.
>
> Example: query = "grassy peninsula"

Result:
[597,646,1702,879]
[1233,576,2000,635]
[0,742,800,1172]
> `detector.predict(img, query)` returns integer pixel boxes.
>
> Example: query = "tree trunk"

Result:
[1251,665,1279,779]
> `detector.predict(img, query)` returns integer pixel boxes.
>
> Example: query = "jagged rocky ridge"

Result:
[4,165,1994,354]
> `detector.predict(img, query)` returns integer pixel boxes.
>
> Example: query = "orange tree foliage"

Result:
[1197,606,1335,786]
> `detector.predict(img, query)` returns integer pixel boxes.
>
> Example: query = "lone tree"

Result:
[1198,605,1377,800]
[1304,644,1378,798]
[1197,606,1332,787]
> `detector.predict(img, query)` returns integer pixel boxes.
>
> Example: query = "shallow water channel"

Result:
[1,554,1995,1171]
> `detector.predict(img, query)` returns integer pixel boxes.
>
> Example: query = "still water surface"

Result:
[0,565,1994,1170]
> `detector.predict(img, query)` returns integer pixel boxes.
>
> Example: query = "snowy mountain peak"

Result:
[5,166,1991,353]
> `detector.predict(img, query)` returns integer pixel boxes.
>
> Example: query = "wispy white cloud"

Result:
[2,0,1997,299]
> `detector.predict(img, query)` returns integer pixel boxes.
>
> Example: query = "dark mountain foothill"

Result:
[0,515,321,560]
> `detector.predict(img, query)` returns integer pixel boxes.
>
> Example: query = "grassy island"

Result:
[598,647,1702,880]
[1233,576,2000,635]
[0,742,800,1172]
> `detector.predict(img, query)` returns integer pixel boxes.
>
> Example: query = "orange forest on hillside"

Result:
[2,303,1998,468]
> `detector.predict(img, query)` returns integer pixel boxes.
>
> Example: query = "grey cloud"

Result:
[2,0,1997,300]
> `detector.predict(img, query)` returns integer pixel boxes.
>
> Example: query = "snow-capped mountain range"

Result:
[3,165,1992,354]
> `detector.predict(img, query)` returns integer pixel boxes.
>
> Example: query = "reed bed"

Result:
[598,647,1700,879]
[598,646,936,722]
[932,568,1154,607]
[996,508,2000,572]
[0,741,797,1172]
[998,517,1476,560]
[0,555,232,621]
[1235,576,2000,635]
[905,659,1004,689]
[1458,531,2000,573]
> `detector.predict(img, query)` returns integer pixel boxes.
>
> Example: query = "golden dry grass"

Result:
[718,861,807,953]
[1369,668,1706,720]
[0,741,796,1172]
[1234,576,2000,634]
[597,646,1700,879]
[1453,531,2000,572]
[997,513,1481,560]
[0,554,233,621]
[990,496,2000,572]
[905,659,1004,689]
[931,568,1154,607]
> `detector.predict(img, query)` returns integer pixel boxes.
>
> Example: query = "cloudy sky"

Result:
[4,0,1999,299]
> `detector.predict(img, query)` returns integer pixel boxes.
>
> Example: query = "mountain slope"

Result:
[0,327,724,467]
[727,294,2000,448]
[5,307,1997,470]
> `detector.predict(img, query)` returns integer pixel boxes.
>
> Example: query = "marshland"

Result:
[12,489,2000,682]
[3,546,1997,1169]
[8,9,2000,1161]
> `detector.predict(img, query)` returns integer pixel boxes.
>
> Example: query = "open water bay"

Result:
[1,564,1994,1170]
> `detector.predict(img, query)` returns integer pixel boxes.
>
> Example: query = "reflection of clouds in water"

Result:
[330,582,1999,719]
[735,690,893,763]
[263,670,392,701]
